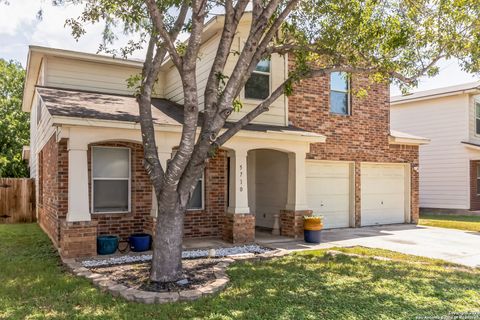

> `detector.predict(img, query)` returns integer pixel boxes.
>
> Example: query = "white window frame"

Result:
[243,59,271,101]
[91,146,131,214]
[187,172,205,211]
[330,72,351,115]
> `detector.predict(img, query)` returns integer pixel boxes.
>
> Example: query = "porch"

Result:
[55,124,324,258]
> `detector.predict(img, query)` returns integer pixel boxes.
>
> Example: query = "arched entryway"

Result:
[247,149,289,233]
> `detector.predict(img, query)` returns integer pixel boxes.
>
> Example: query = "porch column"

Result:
[227,148,250,214]
[150,147,173,217]
[223,148,254,244]
[66,141,90,222]
[282,150,312,238]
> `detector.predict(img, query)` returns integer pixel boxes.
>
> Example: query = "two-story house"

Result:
[23,14,428,258]
[391,82,480,213]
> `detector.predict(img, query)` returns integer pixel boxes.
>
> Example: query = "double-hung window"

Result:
[92,146,130,213]
[245,59,270,100]
[330,72,350,115]
[187,174,204,210]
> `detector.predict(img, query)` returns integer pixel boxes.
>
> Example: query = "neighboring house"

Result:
[391,82,480,213]
[23,15,428,258]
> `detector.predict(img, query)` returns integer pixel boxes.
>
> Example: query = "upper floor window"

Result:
[330,72,350,115]
[245,59,270,100]
[92,146,130,213]
[476,101,480,135]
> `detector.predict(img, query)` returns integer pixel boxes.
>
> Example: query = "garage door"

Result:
[361,163,407,226]
[306,161,352,229]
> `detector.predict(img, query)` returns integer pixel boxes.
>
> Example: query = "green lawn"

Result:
[1,224,480,320]
[419,214,480,232]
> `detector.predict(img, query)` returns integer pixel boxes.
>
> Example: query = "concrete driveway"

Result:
[256,224,480,267]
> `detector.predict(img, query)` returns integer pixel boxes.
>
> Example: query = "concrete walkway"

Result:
[256,224,480,267]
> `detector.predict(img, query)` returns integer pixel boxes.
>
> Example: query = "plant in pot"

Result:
[303,215,324,243]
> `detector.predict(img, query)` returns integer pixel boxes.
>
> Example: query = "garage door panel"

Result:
[362,181,404,194]
[306,163,350,177]
[306,178,349,194]
[361,163,407,226]
[306,161,352,229]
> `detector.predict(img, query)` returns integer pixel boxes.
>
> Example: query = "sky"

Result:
[1,1,478,97]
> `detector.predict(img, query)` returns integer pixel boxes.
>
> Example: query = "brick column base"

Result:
[280,210,312,238]
[222,213,255,244]
[59,220,98,258]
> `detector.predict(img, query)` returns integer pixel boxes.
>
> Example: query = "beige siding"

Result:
[226,23,287,126]
[164,23,288,126]
[468,94,480,144]
[44,56,165,97]
[391,95,471,209]
[164,34,221,107]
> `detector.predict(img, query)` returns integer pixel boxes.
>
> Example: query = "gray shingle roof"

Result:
[37,86,308,133]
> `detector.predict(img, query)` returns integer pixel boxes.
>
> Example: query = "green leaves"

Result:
[0,59,29,178]
[285,0,480,92]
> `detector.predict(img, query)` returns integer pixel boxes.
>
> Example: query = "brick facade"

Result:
[280,210,312,238]
[59,220,97,258]
[288,70,420,226]
[470,160,480,210]
[36,66,420,258]
[37,136,69,247]
[87,142,152,241]
[37,137,229,257]
[183,150,228,238]
[222,213,255,243]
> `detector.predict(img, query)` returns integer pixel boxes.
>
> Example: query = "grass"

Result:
[1,224,480,320]
[419,214,480,232]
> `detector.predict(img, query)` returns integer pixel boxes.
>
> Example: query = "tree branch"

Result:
[145,0,185,71]
[138,2,189,197]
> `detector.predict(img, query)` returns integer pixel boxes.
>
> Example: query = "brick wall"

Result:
[222,213,255,243]
[288,69,419,225]
[37,135,60,246]
[470,160,480,210]
[280,210,312,238]
[87,142,152,241]
[59,220,98,258]
[183,149,228,238]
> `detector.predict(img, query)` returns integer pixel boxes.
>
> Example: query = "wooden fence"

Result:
[0,178,36,224]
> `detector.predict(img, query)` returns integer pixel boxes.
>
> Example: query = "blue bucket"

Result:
[97,235,118,255]
[304,230,321,244]
[129,233,152,252]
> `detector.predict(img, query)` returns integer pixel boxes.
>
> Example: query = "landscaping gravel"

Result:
[81,244,271,268]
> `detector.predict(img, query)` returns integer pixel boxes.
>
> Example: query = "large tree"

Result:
[0,59,29,178]
[58,0,478,282]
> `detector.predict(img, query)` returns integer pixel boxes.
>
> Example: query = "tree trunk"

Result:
[150,202,185,283]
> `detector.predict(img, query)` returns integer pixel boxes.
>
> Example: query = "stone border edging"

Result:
[62,249,290,304]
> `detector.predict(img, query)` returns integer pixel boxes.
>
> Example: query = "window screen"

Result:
[92,147,130,213]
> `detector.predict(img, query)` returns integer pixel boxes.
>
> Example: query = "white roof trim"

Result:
[391,81,480,105]
[22,146,30,161]
[50,115,326,143]
[389,130,430,145]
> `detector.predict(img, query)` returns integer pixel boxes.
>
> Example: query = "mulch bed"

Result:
[90,258,221,292]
